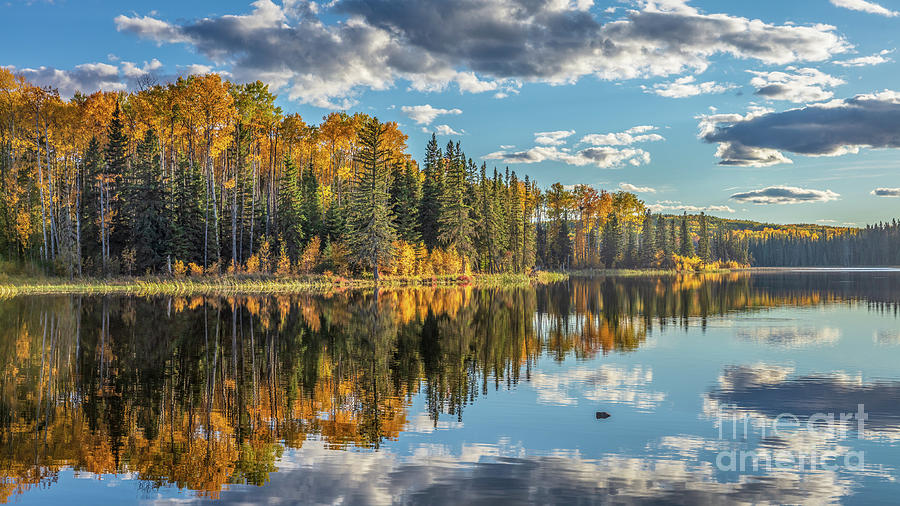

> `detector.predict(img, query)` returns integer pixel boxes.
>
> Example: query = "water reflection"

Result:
[0,271,898,502]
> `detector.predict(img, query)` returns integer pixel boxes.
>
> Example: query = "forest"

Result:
[6,68,894,280]
[0,69,757,280]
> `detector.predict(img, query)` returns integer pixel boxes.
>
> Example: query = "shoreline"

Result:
[0,271,569,297]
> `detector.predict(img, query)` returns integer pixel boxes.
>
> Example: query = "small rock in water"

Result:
[595,411,611,419]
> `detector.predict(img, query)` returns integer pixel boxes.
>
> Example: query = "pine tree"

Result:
[624,224,638,268]
[639,211,656,267]
[698,212,711,262]
[80,137,103,268]
[390,161,420,243]
[105,102,129,261]
[438,141,474,257]
[126,129,170,272]
[277,156,304,259]
[601,213,622,268]
[418,134,443,249]
[347,117,396,280]
[668,217,677,259]
[680,212,695,257]
[170,160,205,264]
[300,165,322,242]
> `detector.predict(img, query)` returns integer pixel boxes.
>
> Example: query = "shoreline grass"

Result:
[0,271,570,297]
[564,267,745,277]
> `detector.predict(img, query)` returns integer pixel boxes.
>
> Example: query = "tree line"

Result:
[748,220,900,266]
[1,69,756,278]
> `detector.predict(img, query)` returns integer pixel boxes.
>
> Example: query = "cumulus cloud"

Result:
[647,75,734,98]
[700,91,900,166]
[487,124,665,168]
[730,186,840,204]
[114,0,850,106]
[580,125,664,145]
[401,104,462,125]
[534,130,576,146]
[9,62,127,98]
[749,67,845,103]
[871,187,900,197]
[833,49,893,67]
[428,124,462,136]
[619,182,656,193]
[484,145,651,168]
[120,58,163,78]
[647,200,735,213]
[830,0,898,17]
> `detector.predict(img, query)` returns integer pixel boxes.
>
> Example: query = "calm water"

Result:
[2,271,900,505]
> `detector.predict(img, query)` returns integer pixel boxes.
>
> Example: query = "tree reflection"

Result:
[0,270,897,500]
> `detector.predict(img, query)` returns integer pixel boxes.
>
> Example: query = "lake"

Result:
[1,271,899,504]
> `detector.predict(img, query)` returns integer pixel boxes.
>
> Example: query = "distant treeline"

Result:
[749,220,900,266]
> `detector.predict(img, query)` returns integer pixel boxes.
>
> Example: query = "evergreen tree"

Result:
[624,224,638,268]
[347,118,396,280]
[80,137,103,268]
[601,213,622,268]
[680,213,694,257]
[170,160,205,264]
[698,212,712,262]
[438,141,474,257]
[300,165,323,242]
[390,161,420,243]
[668,217,677,259]
[277,156,304,259]
[126,129,170,272]
[104,102,129,260]
[323,200,346,244]
[639,211,656,267]
[418,134,443,249]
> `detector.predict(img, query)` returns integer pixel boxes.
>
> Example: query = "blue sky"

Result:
[3,0,900,225]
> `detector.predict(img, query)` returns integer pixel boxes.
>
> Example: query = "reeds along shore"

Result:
[0,271,571,297]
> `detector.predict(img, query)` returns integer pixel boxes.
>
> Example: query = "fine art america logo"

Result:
[714,404,868,472]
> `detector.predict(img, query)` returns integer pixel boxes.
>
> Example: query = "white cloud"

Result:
[534,130,576,146]
[648,76,735,98]
[833,49,893,67]
[749,67,845,103]
[401,104,462,125]
[580,125,664,146]
[730,186,840,204]
[647,201,735,213]
[830,0,898,17]
[10,62,126,98]
[428,124,462,136]
[484,145,651,168]
[871,187,900,197]
[619,182,656,193]
[120,58,163,78]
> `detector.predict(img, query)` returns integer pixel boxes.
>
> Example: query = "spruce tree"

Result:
[80,137,103,268]
[698,212,711,262]
[680,212,695,257]
[277,156,304,259]
[668,217,677,258]
[105,102,129,259]
[300,165,323,242]
[170,160,205,264]
[639,211,656,267]
[438,142,474,257]
[390,161,420,243]
[418,134,443,249]
[127,129,170,272]
[347,117,396,280]
[601,213,622,268]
